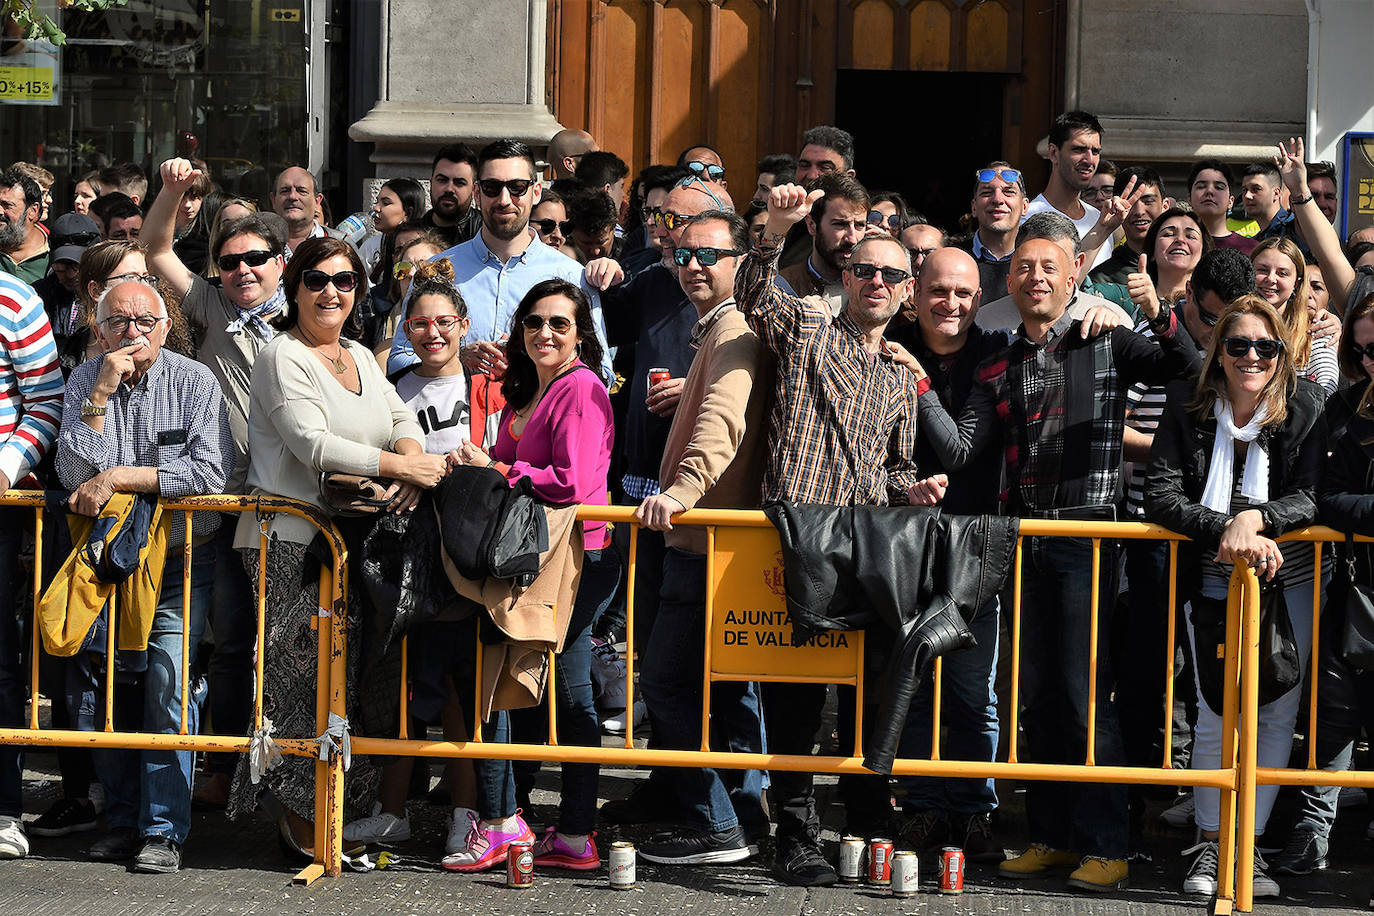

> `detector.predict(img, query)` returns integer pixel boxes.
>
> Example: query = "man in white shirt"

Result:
[1025,111,1110,270]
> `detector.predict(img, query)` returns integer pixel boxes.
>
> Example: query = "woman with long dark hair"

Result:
[447,278,615,873]
[1146,295,1328,899]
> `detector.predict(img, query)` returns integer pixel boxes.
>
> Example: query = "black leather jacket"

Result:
[1318,397,1374,581]
[764,501,1018,774]
[1145,377,1326,587]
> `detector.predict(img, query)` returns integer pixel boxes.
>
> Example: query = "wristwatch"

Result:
[80,397,106,418]
[1147,300,1173,332]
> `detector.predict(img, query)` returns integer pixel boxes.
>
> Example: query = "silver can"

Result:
[837,836,866,883]
[891,851,919,897]
[609,841,636,889]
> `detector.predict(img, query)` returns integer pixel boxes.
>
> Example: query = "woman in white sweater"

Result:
[228,236,446,858]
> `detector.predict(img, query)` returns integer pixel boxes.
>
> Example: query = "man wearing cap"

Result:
[33,213,100,366]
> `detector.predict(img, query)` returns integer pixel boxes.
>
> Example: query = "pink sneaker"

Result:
[532,826,601,870]
[440,810,535,872]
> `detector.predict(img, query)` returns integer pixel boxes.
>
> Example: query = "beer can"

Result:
[891,851,919,897]
[939,846,964,894]
[507,840,534,888]
[648,367,671,389]
[609,841,636,890]
[867,838,893,885]
[837,836,866,883]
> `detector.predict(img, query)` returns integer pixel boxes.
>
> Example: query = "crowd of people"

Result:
[0,110,1373,902]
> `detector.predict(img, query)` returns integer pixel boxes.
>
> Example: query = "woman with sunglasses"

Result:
[1146,295,1328,898]
[447,278,614,873]
[1252,237,1339,394]
[530,189,569,253]
[369,225,441,364]
[227,236,446,859]
[866,191,910,238]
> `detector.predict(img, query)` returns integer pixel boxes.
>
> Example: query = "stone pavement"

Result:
[4,745,1373,915]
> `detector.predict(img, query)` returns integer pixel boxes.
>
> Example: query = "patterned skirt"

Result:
[226,538,378,823]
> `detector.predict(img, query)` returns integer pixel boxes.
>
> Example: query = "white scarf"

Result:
[1201,399,1269,513]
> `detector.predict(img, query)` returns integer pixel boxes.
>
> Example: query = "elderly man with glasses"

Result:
[56,277,233,873]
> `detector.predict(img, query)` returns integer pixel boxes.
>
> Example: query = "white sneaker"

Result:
[1160,793,1195,828]
[0,814,29,859]
[602,699,647,736]
[445,807,479,856]
[1251,849,1280,898]
[343,802,411,843]
[1181,839,1218,896]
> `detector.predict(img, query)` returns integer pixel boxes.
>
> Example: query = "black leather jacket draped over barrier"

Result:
[764,501,1019,774]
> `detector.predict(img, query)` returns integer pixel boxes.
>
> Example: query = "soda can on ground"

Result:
[939,846,965,894]
[648,367,671,389]
[507,840,534,888]
[891,851,919,897]
[610,841,636,889]
[867,838,893,885]
[837,836,865,883]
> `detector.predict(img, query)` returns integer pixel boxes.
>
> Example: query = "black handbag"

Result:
[1333,532,1374,670]
[1189,575,1301,714]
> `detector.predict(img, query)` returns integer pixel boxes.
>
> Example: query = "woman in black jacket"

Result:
[1271,291,1374,878]
[1145,294,1327,899]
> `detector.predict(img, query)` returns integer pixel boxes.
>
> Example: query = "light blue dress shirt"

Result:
[387,230,612,381]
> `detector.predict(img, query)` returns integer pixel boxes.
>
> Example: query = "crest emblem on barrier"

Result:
[763,552,786,598]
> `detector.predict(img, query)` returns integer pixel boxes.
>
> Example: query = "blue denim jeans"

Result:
[640,548,766,835]
[0,517,23,818]
[1019,536,1129,858]
[91,545,214,844]
[205,516,257,775]
[896,594,999,815]
[510,547,621,834]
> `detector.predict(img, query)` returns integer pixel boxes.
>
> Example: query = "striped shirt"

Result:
[0,272,63,483]
[57,350,235,543]
[1297,333,1338,395]
[1124,320,1178,518]
[737,241,924,506]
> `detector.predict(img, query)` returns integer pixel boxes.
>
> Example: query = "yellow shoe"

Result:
[1066,856,1129,891]
[998,843,1080,878]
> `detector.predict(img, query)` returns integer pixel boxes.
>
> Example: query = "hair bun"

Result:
[413,257,455,283]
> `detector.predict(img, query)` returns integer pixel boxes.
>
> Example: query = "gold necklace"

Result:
[295,329,347,374]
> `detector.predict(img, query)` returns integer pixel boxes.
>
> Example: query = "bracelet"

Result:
[486,457,497,469]
[1290,191,1313,207]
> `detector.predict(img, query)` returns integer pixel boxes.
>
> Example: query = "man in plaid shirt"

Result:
[737,182,930,887]
[913,211,1202,892]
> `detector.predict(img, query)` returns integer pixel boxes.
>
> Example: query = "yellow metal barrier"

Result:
[0,491,349,886]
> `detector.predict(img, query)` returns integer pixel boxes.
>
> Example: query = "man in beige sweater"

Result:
[631,211,775,867]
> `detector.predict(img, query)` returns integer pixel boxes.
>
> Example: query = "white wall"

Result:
[1307,0,1374,235]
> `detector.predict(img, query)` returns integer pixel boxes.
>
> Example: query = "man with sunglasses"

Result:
[677,145,728,189]
[739,181,926,886]
[390,140,611,382]
[55,278,234,872]
[144,158,290,807]
[777,173,868,317]
[912,212,1203,893]
[959,162,1029,297]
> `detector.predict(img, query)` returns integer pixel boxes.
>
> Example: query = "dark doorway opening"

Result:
[835,69,1007,235]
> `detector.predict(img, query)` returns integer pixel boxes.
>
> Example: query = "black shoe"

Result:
[28,798,99,837]
[772,837,838,887]
[640,825,754,865]
[1271,825,1328,875]
[600,782,680,825]
[896,809,948,851]
[132,836,182,873]
[88,828,141,862]
[956,812,1003,863]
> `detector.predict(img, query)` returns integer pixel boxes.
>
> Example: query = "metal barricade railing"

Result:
[0,491,349,887]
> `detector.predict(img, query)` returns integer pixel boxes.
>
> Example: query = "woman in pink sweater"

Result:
[450,278,615,872]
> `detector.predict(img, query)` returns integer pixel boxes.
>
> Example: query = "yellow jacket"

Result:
[38,493,172,656]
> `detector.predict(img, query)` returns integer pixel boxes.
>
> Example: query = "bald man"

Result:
[548,129,598,180]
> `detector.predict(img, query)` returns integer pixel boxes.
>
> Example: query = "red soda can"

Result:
[867,838,893,885]
[939,846,964,893]
[647,367,671,389]
[507,840,534,888]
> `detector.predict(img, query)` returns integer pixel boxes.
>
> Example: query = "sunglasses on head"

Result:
[301,269,359,293]
[1221,336,1282,359]
[848,262,911,285]
[653,210,693,231]
[403,315,464,337]
[1350,341,1374,362]
[521,314,574,334]
[216,249,275,272]
[477,178,534,198]
[867,211,901,230]
[393,260,415,280]
[672,246,742,267]
[533,218,573,236]
[974,168,1022,185]
[685,161,726,181]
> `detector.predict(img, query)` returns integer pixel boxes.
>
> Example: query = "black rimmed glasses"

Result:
[100,314,165,335]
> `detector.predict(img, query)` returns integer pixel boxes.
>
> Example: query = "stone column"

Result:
[348,0,564,179]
